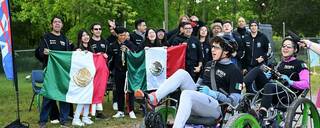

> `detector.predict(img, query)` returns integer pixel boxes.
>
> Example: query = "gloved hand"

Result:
[281,75,294,85]
[198,86,218,99]
[263,71,272,79]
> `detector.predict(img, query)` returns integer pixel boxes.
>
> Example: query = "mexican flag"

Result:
[41,51,109,104]
[127,44,187,91]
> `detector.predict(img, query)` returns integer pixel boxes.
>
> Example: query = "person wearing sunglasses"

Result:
[244,37,309,118]
[135,36,243,127]
[89,22,109,119]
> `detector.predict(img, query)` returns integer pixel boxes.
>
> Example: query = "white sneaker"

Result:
[129,111,136,119]
[112,111,124,118]
[112,102,118,111]
[82,117,93,125]
[72,119,85,126]
[50,119,59,124]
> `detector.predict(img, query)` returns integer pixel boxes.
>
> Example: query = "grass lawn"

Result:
[0,70,319,127]
[0,73,144,127]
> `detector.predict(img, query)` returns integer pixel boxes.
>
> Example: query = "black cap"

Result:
[249,20,259,28]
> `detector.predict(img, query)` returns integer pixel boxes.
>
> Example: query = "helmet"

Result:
[211,35,237,57]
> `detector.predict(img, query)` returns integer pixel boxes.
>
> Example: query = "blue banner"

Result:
[309,49,320,67]
[0,0,13,80]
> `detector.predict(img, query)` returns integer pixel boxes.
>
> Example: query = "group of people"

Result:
[36,14,316,128]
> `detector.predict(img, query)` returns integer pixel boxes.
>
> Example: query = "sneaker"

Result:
[50,119,60,124]
[134,89,145,99]
[72,119,84,127]
[60,123,70,128]
[39,123,46,128]
[113,102,118,111]
[129,111,137,119]
[147,92,158,107]
[82,117,94,125]
[96,112,109,120]
[112,111,125,118]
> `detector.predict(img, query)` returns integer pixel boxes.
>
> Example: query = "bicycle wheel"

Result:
[224,113,260,128]
[285,98,320,128]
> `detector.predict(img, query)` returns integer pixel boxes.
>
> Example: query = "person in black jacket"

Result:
[39,16,71,128]
[89,23,108,119]
[167,15,190,40]
[108,27,137,119]
[156,29,170,47]
[197,26,212,67]
[222,20,244,69]
[89,23,109,57]
[243,20,270,73]
[169,22,203,82]
[130,19,147,52]
[233,17,250,40]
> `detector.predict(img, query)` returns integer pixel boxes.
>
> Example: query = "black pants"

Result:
[261,83,294,109]
[49,102,59,120]
[49,102,73,120]
[114,71,134,112]
[244,66,269,93]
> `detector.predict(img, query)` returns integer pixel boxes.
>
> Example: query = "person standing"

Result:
[130,19,147,51]
[72,30,94,126]
[108,27,137,119]
[243,20,270,73]
[222,20,244,69]
[197,26,212,68]
[170,22,203,82]
[38,16,72,128]
[89,23,109,119]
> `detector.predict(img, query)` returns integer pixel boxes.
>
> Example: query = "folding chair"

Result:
[28,70,44,112]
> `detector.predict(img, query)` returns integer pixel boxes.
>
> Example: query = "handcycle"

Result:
[225,65,320,128]
[140,89,260,128]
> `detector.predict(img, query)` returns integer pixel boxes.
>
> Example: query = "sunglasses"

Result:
[282,45,294,49]
[94,28,102,31]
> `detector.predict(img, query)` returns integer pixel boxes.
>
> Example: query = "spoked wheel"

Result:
[224,113,261,128]
[285,98,320,128]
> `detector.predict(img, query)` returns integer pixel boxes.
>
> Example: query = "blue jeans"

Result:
[39,97,70,125]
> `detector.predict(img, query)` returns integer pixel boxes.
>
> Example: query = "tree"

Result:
[11,0,137,47]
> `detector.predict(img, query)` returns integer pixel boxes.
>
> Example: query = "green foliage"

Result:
[12,0,137,45]
[9,0,320,49]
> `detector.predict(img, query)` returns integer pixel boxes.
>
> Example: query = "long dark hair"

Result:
[197,26,209,43]
[77,29,89,48]
[145,28,160,47]
[156,29,169,46]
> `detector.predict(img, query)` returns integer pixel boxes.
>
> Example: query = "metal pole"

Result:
[5,0,28,127]
[282,22,285,39]
[164,0,168,31]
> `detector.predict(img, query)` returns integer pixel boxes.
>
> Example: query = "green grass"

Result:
[0,73,144,127]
